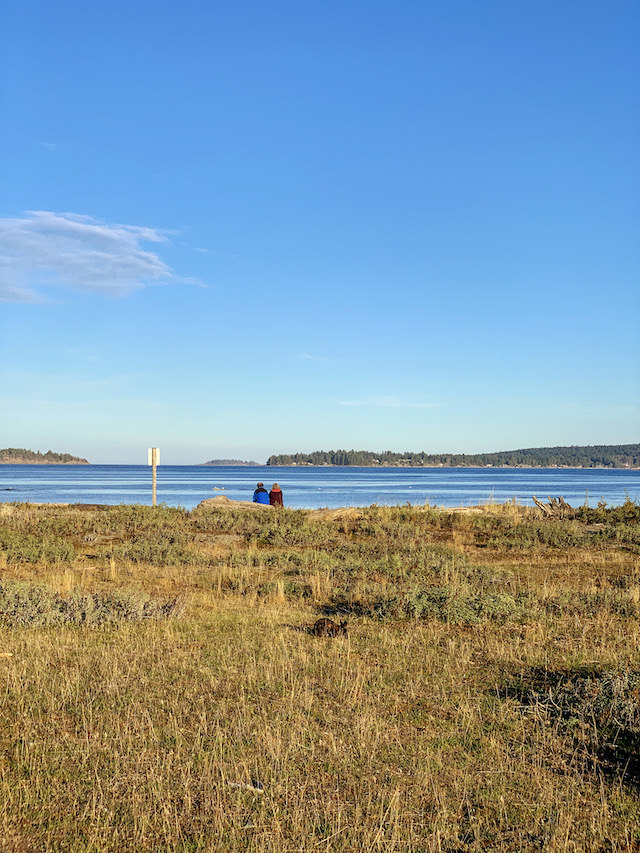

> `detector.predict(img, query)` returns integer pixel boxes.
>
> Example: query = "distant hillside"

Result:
[0,448,90,465]
[267,444,640,469]
[200,459,261,466]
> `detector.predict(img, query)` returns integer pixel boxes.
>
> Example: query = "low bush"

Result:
[487,521,588,550]
[330,583,529,624]
[108,532,198,566]
[577,498,640,526]
[518,667,640,784]
[0,529,75,564]
[544,589,640,619]
[0,580,184,626]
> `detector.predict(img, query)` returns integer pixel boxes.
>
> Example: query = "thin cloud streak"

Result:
[339,396,442,409]
[0,211,189,302]
[0,368,144,396]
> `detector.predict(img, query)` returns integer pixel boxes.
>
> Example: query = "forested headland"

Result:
[267,444,639,469]
[0,448,89,465]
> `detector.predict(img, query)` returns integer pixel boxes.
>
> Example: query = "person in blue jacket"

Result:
[253,482,270,505]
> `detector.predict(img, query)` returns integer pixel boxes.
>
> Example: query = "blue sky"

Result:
[1,0,638,464]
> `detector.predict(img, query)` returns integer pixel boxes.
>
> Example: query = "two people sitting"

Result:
[253,482,284,506]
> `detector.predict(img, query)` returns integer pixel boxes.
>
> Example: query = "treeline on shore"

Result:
[0,448,89,465]
[201,459,260,466]
[267,443,640,469]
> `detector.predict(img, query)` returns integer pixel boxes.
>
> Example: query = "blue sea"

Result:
[0,465,637,511]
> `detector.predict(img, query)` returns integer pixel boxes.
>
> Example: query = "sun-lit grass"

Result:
[0,500,638,851]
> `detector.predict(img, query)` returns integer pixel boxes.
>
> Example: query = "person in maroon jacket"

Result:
[269,483,284,506]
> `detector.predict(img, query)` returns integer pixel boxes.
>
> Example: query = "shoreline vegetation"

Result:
[267,443,640,469]
[0,448,89,465]
[0,498,638,850]
[200,458,260,466]
[1,444,638,469]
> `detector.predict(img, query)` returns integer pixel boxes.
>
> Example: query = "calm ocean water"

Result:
[0,465,637,511]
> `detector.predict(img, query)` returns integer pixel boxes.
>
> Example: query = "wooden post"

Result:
[148,448,160,506]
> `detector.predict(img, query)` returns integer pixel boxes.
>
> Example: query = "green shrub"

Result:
[545,590,640,619]
[405,587,526,624]
[108,532,198,566]
[520,667,640,784]
[487,521,587,550]
[577,498,640,526]
[0,529,75,564]
[329,583,529,625]
[0,581,184,626]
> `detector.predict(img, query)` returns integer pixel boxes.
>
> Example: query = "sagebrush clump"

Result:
[0,580,184,626]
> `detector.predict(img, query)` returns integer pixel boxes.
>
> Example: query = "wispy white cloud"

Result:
[0,211,188,302]
[40,142,57,151]
[339,395,442,409]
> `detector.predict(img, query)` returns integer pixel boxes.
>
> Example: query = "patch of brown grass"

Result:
[0,502,638,851]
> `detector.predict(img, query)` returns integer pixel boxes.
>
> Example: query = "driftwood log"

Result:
[197,495,273,510]
[532,496,577,519]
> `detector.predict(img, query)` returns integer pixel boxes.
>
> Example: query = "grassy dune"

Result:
[0,500,638,852]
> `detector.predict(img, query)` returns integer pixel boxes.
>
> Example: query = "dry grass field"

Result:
[0,499,638,852]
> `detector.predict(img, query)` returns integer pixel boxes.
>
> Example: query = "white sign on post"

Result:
[148,448,160,506]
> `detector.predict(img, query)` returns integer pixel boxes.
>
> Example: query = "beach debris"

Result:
[532,496,577,519]
[197,496,273,510]
[309,618,348,637]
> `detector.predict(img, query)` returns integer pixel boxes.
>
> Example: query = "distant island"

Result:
[267,444,639,469]
[0,448,90,465]
[200,459,260,466]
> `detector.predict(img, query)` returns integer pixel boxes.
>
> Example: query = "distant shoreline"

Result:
[264,463,639,470]
[0,449,89,465]
[0,460,90,466]
[2,444,637,469]
[267,444,639,470]
[0,462,637,470]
